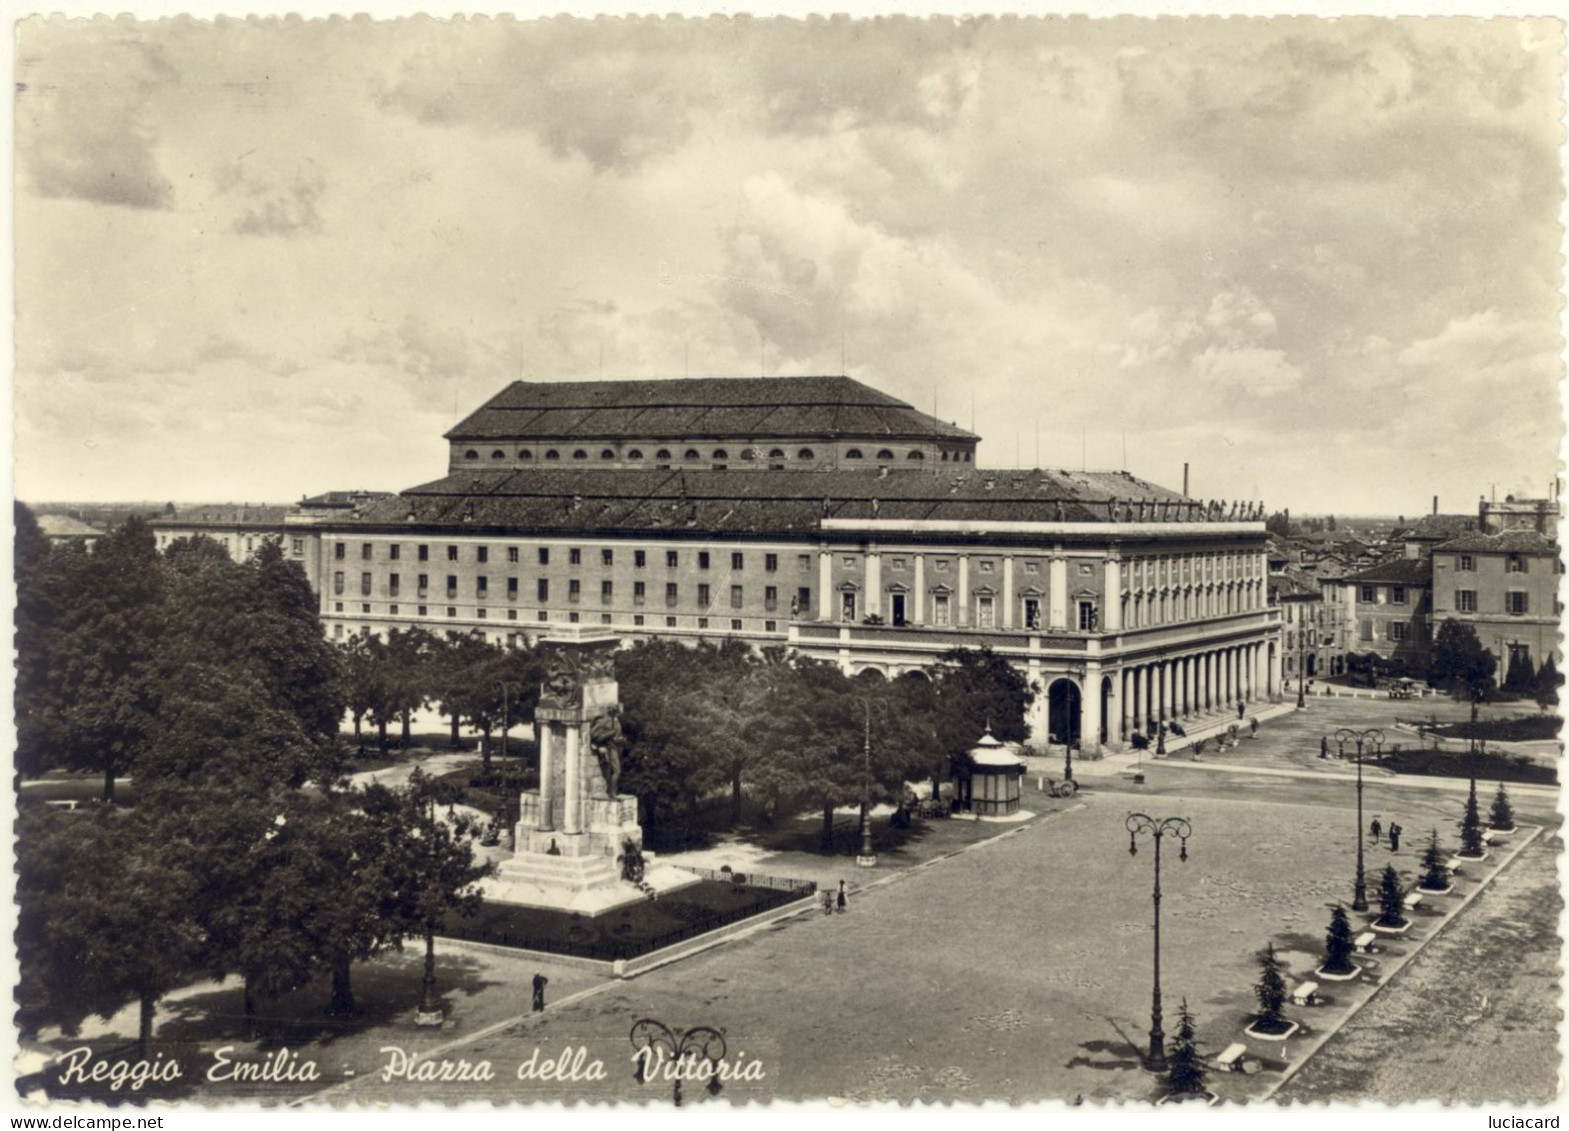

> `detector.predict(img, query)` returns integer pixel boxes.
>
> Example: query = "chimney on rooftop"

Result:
[1432,496,1438,516]
[1183,463,1189,497]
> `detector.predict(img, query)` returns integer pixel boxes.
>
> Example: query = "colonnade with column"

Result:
[1118,640,1274,736]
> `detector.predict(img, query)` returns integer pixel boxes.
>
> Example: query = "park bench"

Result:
[1353,931,1377,954]
[1215,1043,1249,1073]
[1446,856,1466,874]
[1481,829,1496,845]
[1403,893,1422,912]
[1290,981,1319,1007]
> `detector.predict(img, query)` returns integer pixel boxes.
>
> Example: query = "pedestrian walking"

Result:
[532,973,548,1012]
[821,891,834,916]
[1369,817,1382,845]
[1237,700,1246,720]
[1320,736,1329,760]
[1389,823,1402,852]
[836,880,847,913]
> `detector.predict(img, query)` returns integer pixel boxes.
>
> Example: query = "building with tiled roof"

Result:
[36,514,105,546]
[153,373,1281,754]
[1430,528,1561,685]
[445,375,979,473]
[1348,556,1433,666]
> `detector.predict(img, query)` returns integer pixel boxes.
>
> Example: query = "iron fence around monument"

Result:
[674,866,819,892]
[437,877,817,961]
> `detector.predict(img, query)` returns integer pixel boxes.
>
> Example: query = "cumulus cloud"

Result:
[217,157,327,237]
[17,31,178,209]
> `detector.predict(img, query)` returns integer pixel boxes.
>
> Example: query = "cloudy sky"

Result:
[13,16,1566,514]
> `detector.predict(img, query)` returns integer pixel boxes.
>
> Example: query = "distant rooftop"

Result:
[1433,530,1558,554]
[1347,556,1434,585]
[36,514,104,538]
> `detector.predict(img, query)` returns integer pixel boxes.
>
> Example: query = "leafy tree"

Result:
[17,805,204,1056]
[428,631,496,752]
[1458,777,1485,856]
[1489,781,1515,832]
[1376,864,1406,928]
[15,502,61,778]
[1418,829,1450,892]
[40,517,166,800]
[1253,942,1288,1029]
[1265,511,1293,538]
[1429,620,1497,714]
[1322,906,1355,975]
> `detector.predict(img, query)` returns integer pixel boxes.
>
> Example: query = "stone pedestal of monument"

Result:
[483,629,700,917]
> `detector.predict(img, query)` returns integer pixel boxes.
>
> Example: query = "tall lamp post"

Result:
[1125,811,1192,1072]
[1335,726,1383,912]
[857,699,877,867]
[415,791,444,1027]
[494,680,519,829]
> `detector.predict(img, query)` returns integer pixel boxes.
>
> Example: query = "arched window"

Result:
[627,449,644,460]
[798,448,815,460]
[845,449,864,460]
[684,449,701,460]
[519,450,534,460]
[712,449,729,460]
[941,452,950,461]
[964,452,972,462]
[545,449,560,461]
[573,449,588,460]
[464,450,479,460]
[491,450,506,460]
[876,449,894,460]
[769,448,785,459]
[600,449,615,460]
[907,450,925,461]
[656,449,672,460]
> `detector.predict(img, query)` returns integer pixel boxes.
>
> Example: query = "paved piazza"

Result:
[29,700,1559,1107]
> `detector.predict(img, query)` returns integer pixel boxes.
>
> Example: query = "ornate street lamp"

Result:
[629,1018,728,1105]
[494,680,513,762]
[857,700,877,867]
[1335,727,1383,912]
[1125,811,1192,1072]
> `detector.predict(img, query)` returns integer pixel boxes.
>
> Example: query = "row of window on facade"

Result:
[329,611,781,639]
[1449,553,1536,573]
[334,542,799,571]
[332,572,805,609]
[460,445,969,463]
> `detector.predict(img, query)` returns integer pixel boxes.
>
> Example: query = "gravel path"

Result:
[1275,832,1563,1105]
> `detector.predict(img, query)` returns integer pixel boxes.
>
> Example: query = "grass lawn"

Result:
[440,880,812,960]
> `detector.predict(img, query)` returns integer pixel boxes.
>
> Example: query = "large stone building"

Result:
[152,375,1278,753]
[1429,528,1561,682]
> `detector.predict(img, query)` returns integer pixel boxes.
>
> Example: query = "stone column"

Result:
[913,556,926,624]
[1199,653,1210,711]
[818,550,834,622]
[1081,667,1102,752]
[958,555,971,626]
[1048,555,1068,629]
[1104,557,1122,632]
[866,549,882,622]
[1122,668,1133,734]
[1160,662,1172,724]
[1130,666,1143,731]
[1106,672,1122,745]
[537,723,556,831]
[1002,556,1015,629]
[563,724,581,835]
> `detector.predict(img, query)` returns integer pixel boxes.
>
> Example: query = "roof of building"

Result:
[1347,556,1433,585]
[299,489,398,509]
[445,376,980,443]
[160,505,296,528]
[967,731,1027,768]
[1268,566,1320,600]
[1432,529,1558,554]
[336,466,1224,536]
[1396,513,1480,541]
[36,514,104,538]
